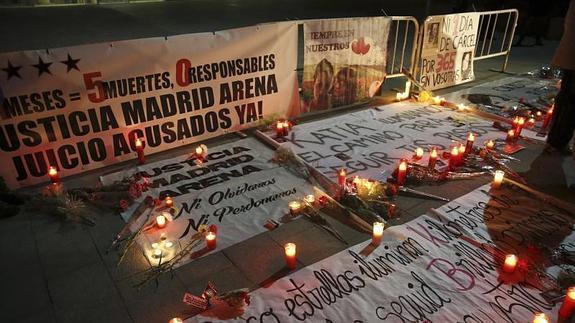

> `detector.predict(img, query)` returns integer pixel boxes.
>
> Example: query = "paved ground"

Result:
[1,1,574,323]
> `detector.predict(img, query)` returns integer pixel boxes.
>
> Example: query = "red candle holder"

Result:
[337,169,346,186]
[465,133,474,155]
[48,166,60,184]
[135,137,145,165]
[559,287,575,318]
[284,243,297,269]
[206,231,217,250]
[428,147,438,169]
[396,159,407,186]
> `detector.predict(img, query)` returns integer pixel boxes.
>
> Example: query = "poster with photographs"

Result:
[300,17,391,114]
[420,12,480,90]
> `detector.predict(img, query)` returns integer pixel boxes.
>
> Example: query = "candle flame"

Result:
[285,243,296,256]
[451,146,459,156]
[505,254,517,266]
[399,159,407,171]
[48,166,58,176]
[415,147,424,158]
[567,287,575,300]
[468,133,474,141]
[430,147,438,158]
[206,231,216,241]
[532,313,549,323]
[135,137,142,147]
[373,222,384,236]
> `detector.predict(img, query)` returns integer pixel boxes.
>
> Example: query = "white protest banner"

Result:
[300,17,390,113]
[443,73,558,120]
[101,138,314,266]
[419,12,480,90]
[0,22,299,189]
[262,102,503,183]
[188,183,575,322]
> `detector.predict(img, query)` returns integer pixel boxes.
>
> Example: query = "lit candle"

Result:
[532,313,549,323]
[428,147,438,169]
[527,117,535,128]
[414,147,424,160]
[486,140,495,150]
[512,116,519,133]
[457,103,467,112]
[284,243,297,270]
[195,145,204,156]
[492,170,504,189]
[516,117,525,137]
[135,137,145,165]
[403,80,411,97]
[338,169,346,186]
[206,231,217,250]
[288,200,302,216]
[449,146,459,170]
[304,194,315,204]
[396,159,407,186]
[536,111,543,118]
[560,287,575,319]
[372,222,384,245]
[164,241,174,248]
[169,318,183,323]
[396,92,404,101]
[465,133,475,155]
[506,129,516,144]
[153,248,162,258]
[276,121,284,137]
[503,254,517,273]
[458,143,466,164]
[283,121,290,136]
[156,214,167,228]
[542,107,553,130]
[151,242,159,249]
[165,196,173,208]
[48,166,60,184]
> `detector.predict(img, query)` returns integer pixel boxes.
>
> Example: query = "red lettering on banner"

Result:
[83,72,106,103]
[426,258,475,291]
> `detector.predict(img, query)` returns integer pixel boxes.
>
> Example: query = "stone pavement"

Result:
[1,2,574,323]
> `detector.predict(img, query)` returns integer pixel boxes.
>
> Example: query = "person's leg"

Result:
[546,70,575,151]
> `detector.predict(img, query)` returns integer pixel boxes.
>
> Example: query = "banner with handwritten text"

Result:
[419,12,480,90]
[264,102,504,183]
[189,183,575,322]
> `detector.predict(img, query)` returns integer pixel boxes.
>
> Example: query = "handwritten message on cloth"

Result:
[190,183,575,322]
[419,12,480,90]
[101,138,314,265]
[267,102,504,183]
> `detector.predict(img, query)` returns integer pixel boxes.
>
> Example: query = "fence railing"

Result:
[473,9,519,73]
[386,16,420,79]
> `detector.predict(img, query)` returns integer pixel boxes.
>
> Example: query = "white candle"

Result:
[304,194,315,204]
[372,222,384,245]
[492,170,504,189]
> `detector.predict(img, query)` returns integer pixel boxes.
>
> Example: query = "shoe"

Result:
[544,144,573,156]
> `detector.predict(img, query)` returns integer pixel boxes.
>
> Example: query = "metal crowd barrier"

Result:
[386,16,420,79]
[473,9,519,73]
[292,16,420,80]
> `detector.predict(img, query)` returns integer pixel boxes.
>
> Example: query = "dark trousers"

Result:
[547,69,575,148]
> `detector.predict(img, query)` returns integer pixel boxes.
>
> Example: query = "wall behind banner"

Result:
[0,22,299,189]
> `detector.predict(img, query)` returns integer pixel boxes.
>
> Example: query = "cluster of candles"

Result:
[501,255,575,321]
[288,194,317,216]
[276,120,291,137]
[150,235,174,259]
